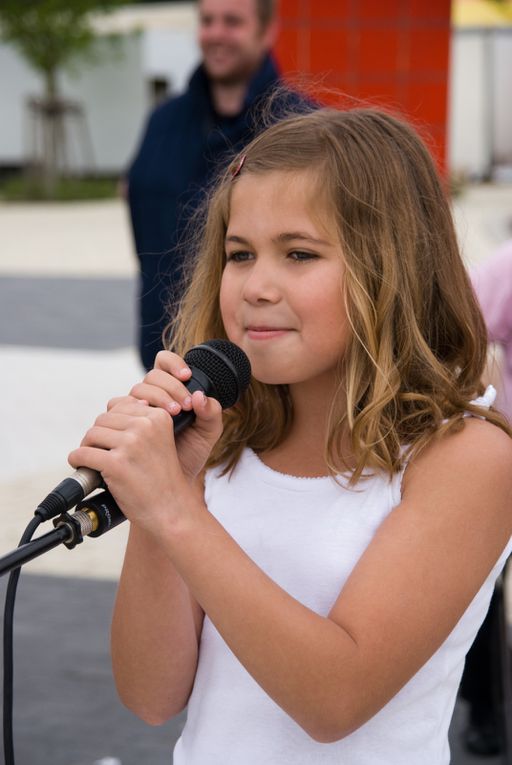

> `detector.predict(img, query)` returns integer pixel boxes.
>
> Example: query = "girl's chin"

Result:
[250,365,296,387]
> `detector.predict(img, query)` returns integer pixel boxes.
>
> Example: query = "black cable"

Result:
[0,491,143,763]
[3,516,42,765]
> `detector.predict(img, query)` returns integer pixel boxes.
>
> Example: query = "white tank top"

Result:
[174,424,511,764]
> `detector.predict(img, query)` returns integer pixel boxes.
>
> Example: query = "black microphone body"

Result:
[36,340,251,524]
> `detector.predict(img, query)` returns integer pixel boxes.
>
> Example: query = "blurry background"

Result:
[0,1,511,763]
[1,0,512,186]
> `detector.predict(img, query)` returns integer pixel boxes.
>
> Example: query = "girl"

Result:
[69,108,512,764]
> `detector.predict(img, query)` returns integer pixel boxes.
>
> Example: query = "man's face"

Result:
[198,0,274,85]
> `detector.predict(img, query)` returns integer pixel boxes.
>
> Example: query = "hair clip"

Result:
[231,154,246,179]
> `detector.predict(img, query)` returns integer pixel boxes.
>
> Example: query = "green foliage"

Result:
[0,0,127,86]
[0,173,119,202]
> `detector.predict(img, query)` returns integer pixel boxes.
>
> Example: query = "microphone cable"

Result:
[1,495,124,765]
[3,515,43,765]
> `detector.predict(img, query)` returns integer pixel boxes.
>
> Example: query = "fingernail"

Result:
[183,396,192,409]
[180,367,191,378]
[168,401,180,414]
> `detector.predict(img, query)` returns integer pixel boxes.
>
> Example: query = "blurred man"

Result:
[127,0,293,370]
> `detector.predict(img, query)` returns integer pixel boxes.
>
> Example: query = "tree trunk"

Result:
[42,68,60,198]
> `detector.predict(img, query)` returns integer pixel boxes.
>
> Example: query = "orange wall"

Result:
[274,0,451,170]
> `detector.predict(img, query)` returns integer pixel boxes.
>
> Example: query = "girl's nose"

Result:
[242,261,281,305]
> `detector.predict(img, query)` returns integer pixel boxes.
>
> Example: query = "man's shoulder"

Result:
[152,89,196,118]
[146,86,206,133]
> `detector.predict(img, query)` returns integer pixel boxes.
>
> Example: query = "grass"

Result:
[0,174,119,202]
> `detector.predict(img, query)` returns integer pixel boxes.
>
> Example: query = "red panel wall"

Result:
[275,0,451,170]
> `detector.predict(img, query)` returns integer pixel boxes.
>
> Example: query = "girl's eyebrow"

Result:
[225,232,331,246]
[275,231,331,246]
[225,235,250,245]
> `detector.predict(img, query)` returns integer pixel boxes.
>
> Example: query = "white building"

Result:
[449,25,512,180]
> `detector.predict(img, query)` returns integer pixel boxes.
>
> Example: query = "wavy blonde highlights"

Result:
[169,107,511,481]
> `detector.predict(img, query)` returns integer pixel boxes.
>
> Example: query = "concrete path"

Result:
[0,188,511,763]
[0,200,138,579]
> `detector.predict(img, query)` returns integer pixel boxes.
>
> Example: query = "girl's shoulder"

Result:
[411,414,511,470]
[402,417,512,541]
[403,383,512,496]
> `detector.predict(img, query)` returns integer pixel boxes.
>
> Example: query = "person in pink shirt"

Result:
[472,239,512,422]
[460,238,512,756]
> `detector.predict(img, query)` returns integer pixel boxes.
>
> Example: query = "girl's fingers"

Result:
[101,394,221,439]
[132,368,195,413]
[81,425,125,449]
[130,380,192,415]
[189,391,223,438]
[153,350,192,382]
[93,412,144,431]
[105,400,151,417]
[107,395,136,411]
[68,445,111,472]
[70,405,176,470]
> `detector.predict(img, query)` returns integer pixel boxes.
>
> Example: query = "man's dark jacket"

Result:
[128,54,297,370]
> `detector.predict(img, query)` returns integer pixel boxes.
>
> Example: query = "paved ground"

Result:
[0,188,511,763]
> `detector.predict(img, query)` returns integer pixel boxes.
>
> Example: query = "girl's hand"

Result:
[109,350,224,481]
[68,352,224,532]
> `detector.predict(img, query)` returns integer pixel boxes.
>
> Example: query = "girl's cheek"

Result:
[218,297,228,331]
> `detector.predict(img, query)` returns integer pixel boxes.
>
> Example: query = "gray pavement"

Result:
[0,276,135,349]
[0,575,185,765]
[0,189,511,763]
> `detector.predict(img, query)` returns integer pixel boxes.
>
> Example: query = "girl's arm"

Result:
[141,419,511,742]
[110,522,204,725]
[82,353,220,725]
[69,361,512,741]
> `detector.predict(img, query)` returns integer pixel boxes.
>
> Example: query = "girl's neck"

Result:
[260,376,351,478]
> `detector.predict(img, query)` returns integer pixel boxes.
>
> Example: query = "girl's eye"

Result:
[288,251,319,262]
[225,250,253,263]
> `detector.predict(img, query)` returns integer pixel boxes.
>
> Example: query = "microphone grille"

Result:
[184,339,251,409]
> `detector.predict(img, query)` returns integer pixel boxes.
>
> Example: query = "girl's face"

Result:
[220,170,348,391]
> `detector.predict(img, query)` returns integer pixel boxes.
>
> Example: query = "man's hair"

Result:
[170,105,511,481]
[197,0,277,28]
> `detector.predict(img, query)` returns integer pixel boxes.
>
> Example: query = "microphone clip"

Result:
[52,509,95,549]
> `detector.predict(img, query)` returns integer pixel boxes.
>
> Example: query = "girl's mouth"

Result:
[246,327,291,340]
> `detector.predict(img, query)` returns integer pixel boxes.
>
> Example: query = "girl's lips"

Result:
[246,327,291,340]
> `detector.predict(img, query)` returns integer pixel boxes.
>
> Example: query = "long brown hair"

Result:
[170,107,511,481]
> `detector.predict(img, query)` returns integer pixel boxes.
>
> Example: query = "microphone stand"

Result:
[0,491,126,579]
[0,526,71,577]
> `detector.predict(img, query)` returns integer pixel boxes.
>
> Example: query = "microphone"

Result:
[35,339,251,523]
